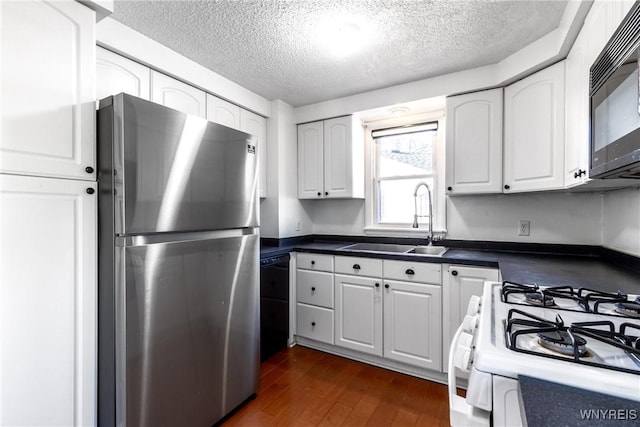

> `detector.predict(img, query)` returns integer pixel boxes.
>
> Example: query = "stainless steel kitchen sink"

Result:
[407,246,448,257]
[337,243,416,253]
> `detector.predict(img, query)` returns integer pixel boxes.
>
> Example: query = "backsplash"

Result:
[603,187,640,256]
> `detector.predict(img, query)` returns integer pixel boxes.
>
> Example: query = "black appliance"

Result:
[590,2,640,179]
[260,253,290,361]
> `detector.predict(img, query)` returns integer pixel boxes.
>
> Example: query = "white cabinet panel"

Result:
[206,94,241,130]
[240,109,267,198]
[445,88,503,194]
[296,303,334,344]
[0,1,96,181]
[0,174,96,427]
[504,61,565,192]
[442,265,499,372]
[297,270,334,309]
[150,71,206,118]
[296,253,333,272]
[383,259,441,283]
[334,274,382,356]
[334,256,382,277]
[383,279,442,371]
[96,46,150,101]
[297,121,325,198]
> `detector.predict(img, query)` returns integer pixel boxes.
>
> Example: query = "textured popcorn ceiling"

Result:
[112,0,568,107]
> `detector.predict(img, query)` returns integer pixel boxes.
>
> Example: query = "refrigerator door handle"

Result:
[116,227,258,247]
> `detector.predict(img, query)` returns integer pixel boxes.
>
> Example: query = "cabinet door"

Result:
[0,174,96,427]
[150,71,206,118]
[96,46,150,101]
[442,266,499,372]
[297,121,324,199]
[206,94,241,130]
[504,61,565,192]
[383,280,442,371]
[0,1,96,181]
[323,116,354,198]
[334,274,382,356]
[240,109,267,198]
[445,89,503,194]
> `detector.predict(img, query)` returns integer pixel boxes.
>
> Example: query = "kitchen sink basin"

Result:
[408,246,448,257]
[337,243,416,253]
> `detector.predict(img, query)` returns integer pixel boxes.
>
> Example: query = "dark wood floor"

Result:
[223,346,450,426]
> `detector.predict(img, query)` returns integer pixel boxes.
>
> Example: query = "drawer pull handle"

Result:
[311,287,316,292]
[353,264,361,270]
[384,284,390,289]
[375,283,380,288]
[311,260,315,265]
[405,268,415,275]
[311,322,316,327]
[451,270,458,276]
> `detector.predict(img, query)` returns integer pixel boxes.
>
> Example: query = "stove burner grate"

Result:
[614,301,640,318]
[525,292,555,307]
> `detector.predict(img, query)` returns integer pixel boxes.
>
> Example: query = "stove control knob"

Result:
[458,331,473,348]
[461,314,478,333]
[467,295,481,315]
[454,346,472,371]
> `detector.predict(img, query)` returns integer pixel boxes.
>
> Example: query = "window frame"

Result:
[363,111,446,236]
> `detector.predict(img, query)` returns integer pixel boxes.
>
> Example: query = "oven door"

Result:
[590,49,640,178]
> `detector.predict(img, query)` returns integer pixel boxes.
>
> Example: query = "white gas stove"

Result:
[449,281,640,427]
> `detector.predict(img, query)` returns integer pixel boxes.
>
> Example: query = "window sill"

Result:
[363,226,447,238]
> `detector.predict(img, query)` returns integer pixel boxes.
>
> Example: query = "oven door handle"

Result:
[448,323,491,427]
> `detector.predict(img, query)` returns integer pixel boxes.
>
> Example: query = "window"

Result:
[370,122,441,229]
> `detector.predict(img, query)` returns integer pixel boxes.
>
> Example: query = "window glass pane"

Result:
[376,130,435,178]
[378,177,435,224]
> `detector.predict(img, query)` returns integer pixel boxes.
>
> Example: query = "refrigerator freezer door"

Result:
[103,94,258,235]
[115,230,259,427]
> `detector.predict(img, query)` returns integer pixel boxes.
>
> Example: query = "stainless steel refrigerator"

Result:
[97,94,260,426]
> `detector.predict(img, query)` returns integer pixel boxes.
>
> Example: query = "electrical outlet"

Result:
[295,219,301,232]
[518,220,530,236]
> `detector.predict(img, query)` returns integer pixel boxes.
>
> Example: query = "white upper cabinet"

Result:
[150,71,206,118]
[504,61,565,192]
[297,116,364,199]
[0,1,96,181]
[96,46,150,101]
[0,174,97,427]
[206,94,241,130]
[445,88,503,194]
[240,109,268,198]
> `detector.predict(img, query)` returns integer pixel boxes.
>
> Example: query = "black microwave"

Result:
[590,2,640,179]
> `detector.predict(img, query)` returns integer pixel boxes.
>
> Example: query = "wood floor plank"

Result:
[222,346,450,426]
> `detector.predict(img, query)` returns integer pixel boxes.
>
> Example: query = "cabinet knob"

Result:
[504,184,510,190]
[375,283,380,288]
[353,264,361,270]
[317,192,321,196]
[405,268,415,276]
[384,284,390,289]
[574,169,586,179]
[311,321,316,327]
[311,287,316,292]
[311,260,315,265]
[451,270,458,276]
[85,166,94,174]
[447,186,452,191]
[325,191,329,196]
[86,188,95,195]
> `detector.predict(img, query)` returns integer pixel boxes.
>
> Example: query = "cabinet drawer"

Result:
[296,303,334,344]
[335,256,382,277]
[297,270,334,308]
[383,260,441,284]
[297,253,333,272]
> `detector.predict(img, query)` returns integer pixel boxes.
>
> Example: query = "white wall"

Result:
[308,191,605,246]
[447,192,603,245]
[260,99,311,238]
[603,187,640,256]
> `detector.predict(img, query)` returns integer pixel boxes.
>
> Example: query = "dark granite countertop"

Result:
[261,237,640,294]
[518,375,640,426]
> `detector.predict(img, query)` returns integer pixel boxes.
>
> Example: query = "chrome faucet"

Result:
[412,182,433,244]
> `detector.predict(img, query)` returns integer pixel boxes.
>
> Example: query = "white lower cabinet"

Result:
[383,279,442,371]
[442,265,500,371]
[0,174,97,426]
[334,274,383,356]
[295,253,445,374]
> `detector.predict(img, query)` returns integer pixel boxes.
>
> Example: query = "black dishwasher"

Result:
[259,253,290,361]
